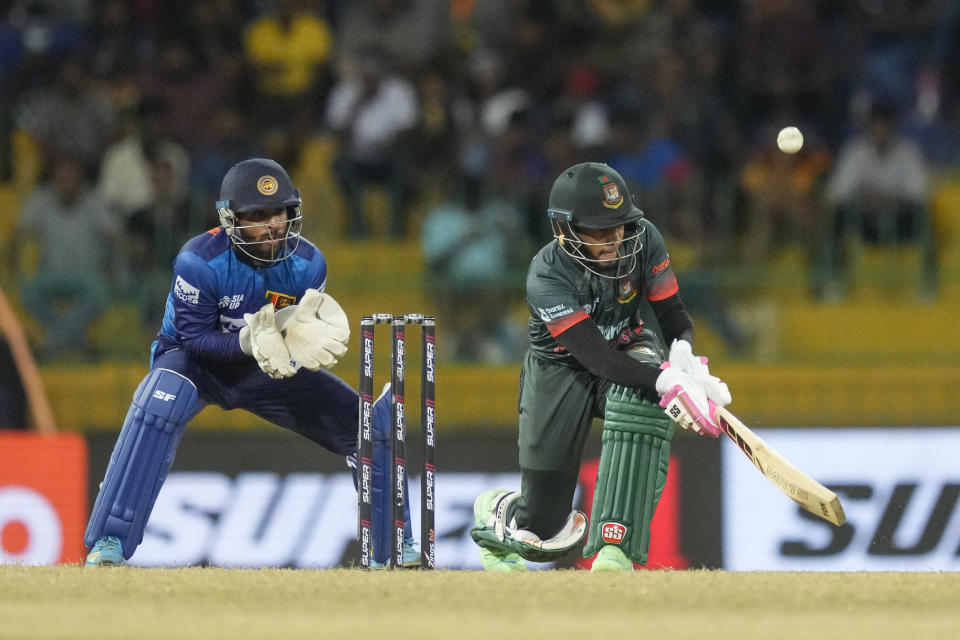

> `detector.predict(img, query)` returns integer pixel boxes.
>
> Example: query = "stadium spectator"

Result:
[336,0,451,76]
[734,0,834,135]
[326,48,419,238]
[739,122,832,263]
[820,100,935,299]
[421,177,525,363]
[13,155,117,361]
[243,0,333,120]
[14,54,114,174]
[98,98,190,234]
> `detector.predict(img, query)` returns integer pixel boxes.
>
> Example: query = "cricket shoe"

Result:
[473,488,514,528]
[479,547,527,572]
[85,536,124,567]
[370,537,421,568]
[473,489,527,571]
[590,545,634,572]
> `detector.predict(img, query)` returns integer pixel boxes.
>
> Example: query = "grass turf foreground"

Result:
[1,566,958,640]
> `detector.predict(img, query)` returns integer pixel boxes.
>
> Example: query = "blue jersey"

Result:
[152,227,327,365]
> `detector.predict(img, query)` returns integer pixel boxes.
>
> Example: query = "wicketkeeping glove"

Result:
[239,303,298,379]
[275,289,350,370]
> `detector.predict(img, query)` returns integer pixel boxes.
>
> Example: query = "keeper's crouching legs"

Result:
[583,384,674,570]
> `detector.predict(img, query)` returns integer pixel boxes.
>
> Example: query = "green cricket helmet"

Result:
[546,162,645,278]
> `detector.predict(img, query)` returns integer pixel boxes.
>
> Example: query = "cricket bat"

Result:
[715,406,846,527]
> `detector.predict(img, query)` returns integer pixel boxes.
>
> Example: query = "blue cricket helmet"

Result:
[215,158,303,263]
[218,157,301,213]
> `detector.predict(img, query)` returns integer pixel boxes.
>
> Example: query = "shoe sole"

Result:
[480,548,527,572]
[590,560,632,572]
[85,558,124,567]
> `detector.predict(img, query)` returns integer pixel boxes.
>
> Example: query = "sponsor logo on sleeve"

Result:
[537,304,574,323]
[651,257,670,275]
[174,275,200,304]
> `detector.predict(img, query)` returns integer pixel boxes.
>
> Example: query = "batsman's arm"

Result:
[648,292,694,346]
[552,314,661,394]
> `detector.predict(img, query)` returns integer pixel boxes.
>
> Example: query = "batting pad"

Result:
[582,385,674,564]
[471,490,587,564]
[84,368,198,558]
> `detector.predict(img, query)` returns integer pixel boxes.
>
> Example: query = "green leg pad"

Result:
[583,385,673,564]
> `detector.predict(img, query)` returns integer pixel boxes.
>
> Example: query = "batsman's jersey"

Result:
[152,227,327,365]
[526,219,678,365]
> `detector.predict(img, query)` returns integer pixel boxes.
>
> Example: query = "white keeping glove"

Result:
[239,303,298,379]
[655,365,723,437]
[274,289,349,370]
[666,339,732,407]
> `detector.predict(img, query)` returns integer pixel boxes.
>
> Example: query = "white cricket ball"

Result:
[777,126,803,154]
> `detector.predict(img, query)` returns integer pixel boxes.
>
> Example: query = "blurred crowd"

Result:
[2,0,960,361]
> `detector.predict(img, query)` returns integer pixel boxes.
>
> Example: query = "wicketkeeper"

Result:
[85,158,415,567]
[471,162,732,571]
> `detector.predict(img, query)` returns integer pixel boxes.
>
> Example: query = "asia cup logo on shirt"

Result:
[257,175,278,196]
[601,521,627,544]
[265,290,297,309]
[599,175,624,209]
[218,294,244,310]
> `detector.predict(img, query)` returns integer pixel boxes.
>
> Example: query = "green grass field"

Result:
[2,566,958,640]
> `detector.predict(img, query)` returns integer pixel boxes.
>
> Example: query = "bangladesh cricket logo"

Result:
[600,176,624,209]
[617,278,637,303]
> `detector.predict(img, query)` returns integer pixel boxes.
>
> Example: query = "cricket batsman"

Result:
[470,162,731,571]
[85,158,416,567]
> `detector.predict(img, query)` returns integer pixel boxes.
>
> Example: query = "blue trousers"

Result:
[157,347,359,456]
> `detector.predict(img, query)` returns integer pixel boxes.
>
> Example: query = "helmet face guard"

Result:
[216,158,303,264]
[216,201,303,263]
[548,208,644,279]
[546,162,646,278]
